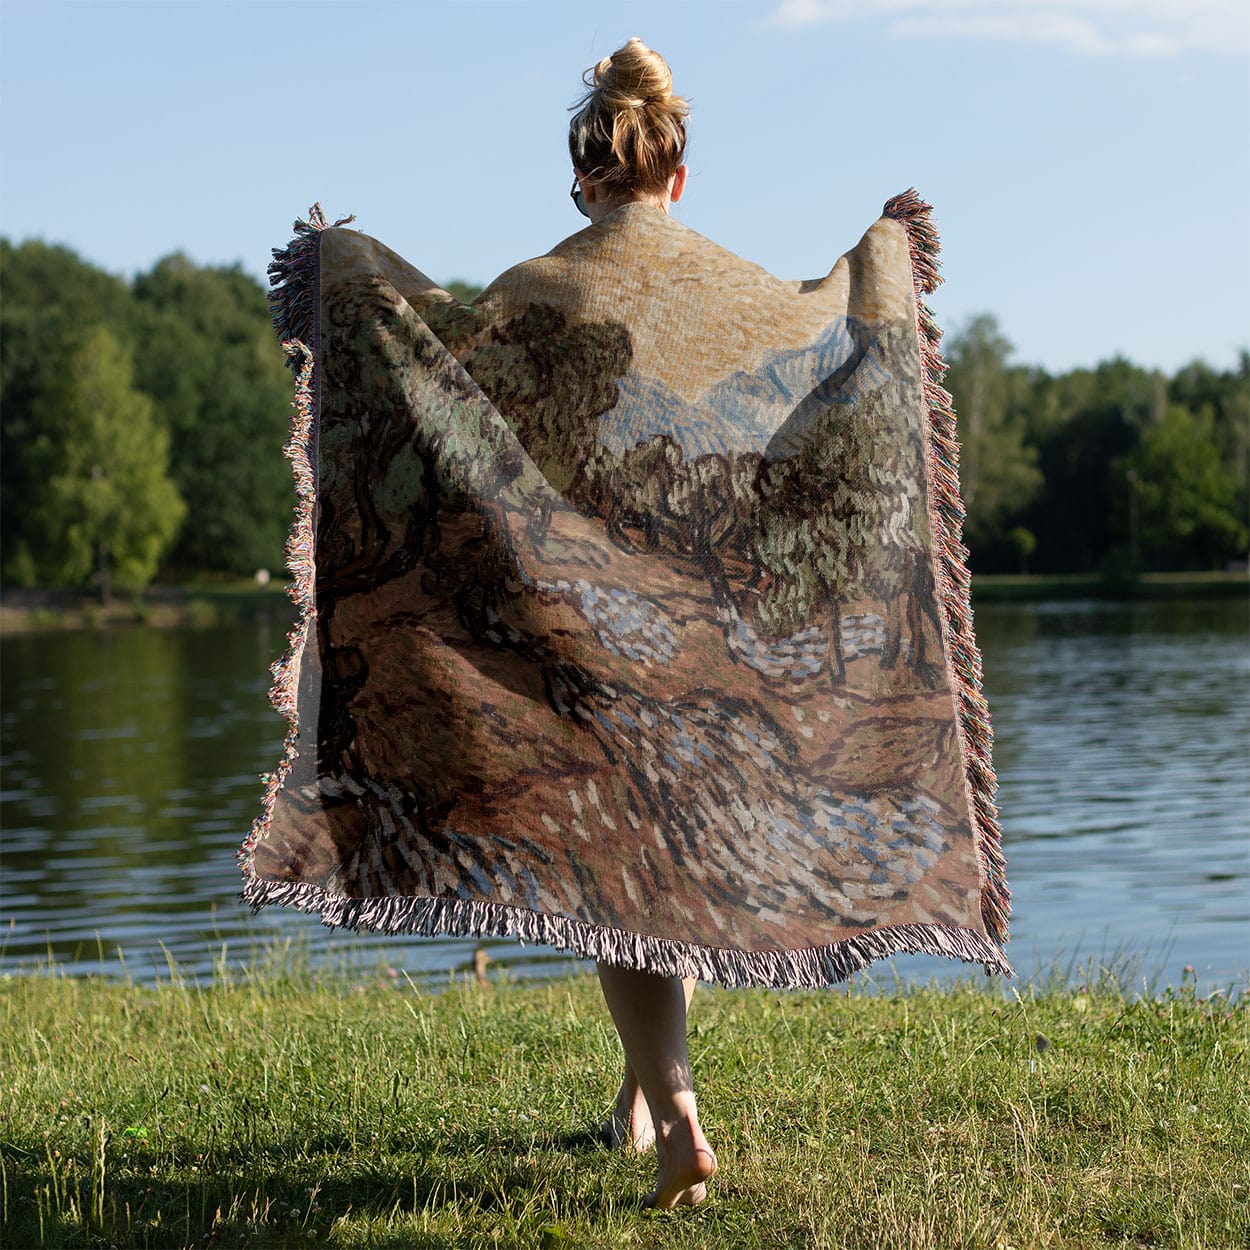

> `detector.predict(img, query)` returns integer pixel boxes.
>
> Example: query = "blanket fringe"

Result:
[883,189,1011,948]
[240,872,1014,987]
[240,197,1012,985]
[238,204,348,873]
[265,203,355,362]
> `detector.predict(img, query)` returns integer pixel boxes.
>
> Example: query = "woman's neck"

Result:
[587,192,669,225]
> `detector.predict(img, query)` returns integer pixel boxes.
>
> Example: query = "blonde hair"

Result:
[568,37,689,197]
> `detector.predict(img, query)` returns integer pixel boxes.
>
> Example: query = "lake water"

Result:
[2,597,1247,994]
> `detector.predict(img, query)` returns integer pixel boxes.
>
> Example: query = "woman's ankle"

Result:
[649,1089,701,1136]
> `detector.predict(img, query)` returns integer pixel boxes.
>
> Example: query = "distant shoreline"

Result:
[0,582,293,634]
[968,569,1248,601]
[1,571,1245,634]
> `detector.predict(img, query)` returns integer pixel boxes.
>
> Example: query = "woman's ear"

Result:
[575,169,600,206]
[669,164,688,203]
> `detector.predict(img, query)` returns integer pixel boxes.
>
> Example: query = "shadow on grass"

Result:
[4,1124,637,1249]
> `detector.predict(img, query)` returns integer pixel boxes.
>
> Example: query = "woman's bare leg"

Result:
[602,977,697,1152]
[603,1057,655,1152]
[596,964,717,1208]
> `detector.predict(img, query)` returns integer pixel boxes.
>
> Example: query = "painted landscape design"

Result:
[241,197,1010,986]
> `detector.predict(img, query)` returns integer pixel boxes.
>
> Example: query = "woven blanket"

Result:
[238,192,1011,987]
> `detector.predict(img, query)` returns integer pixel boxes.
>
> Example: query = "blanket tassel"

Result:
[884,188,1011,950]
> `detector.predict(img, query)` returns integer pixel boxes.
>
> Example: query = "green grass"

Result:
[3,570,1244,634]
[970,571,1248,602]
[0,581,293,633]
[2,959,1246,1249]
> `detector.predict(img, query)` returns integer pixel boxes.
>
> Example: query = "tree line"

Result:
[1,237,1245,595]
[944,315,1247,575]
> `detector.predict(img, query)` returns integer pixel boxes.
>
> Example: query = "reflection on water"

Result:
[2,597,1246,991]
[962,596,1249,992]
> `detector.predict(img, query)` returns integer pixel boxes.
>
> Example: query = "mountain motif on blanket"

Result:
[243,200,1009,980]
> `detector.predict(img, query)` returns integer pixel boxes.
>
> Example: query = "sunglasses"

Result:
[570,176,589,219]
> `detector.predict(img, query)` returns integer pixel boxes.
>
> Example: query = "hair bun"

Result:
[569,38,689,196]
[593,36,675,110]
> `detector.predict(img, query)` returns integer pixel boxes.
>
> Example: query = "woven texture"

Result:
[239,194,1012,987]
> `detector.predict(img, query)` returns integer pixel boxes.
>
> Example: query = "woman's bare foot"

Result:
[594,966,711,1206]
[644,1116,717,1209]
[602,1074,655,1151]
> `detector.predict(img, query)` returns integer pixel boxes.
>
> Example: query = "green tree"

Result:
[131,255,293,574]
[1007,526,1037,574]
[1129,405,1246,570]
[943,315,1043,562]
[25,327,185,596]
[1169,353,1250,537]
[443,279,483,304]
[1,239,140,580]
[1021,357,1163,572]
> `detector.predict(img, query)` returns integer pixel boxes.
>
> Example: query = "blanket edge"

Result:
[883,188,1011,949]
[240,871,1013,986]
[236,205,351,877]
[237,197,1014,987]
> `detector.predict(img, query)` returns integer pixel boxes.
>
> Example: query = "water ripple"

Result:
[1,599,1246,992]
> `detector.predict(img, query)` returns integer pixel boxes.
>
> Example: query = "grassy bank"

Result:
[2,965,1245,1249]
[969,570,1248,602]
[1,571,1245,633]
[0,582,293,634]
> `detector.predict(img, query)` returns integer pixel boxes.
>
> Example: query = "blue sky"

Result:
[2,0,1246,374]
